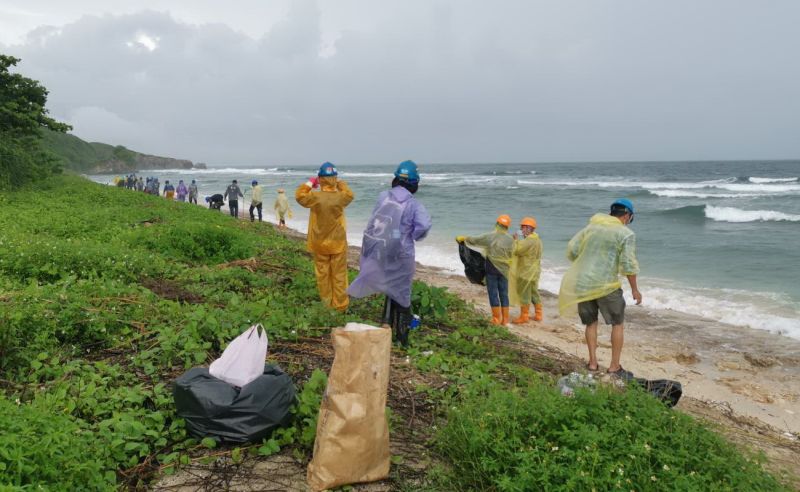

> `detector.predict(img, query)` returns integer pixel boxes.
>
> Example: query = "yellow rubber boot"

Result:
[501,307,510,326]
[533,304,543,322]
[490,307,502,325]
[512,305,530,324]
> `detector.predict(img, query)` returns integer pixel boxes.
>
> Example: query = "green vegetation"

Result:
[0,175,788,490]
[39,128,120,172]
[0,54,69,189]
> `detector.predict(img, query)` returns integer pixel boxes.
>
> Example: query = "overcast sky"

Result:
[2,0,799,166]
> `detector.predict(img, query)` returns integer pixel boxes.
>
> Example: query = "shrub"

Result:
[0,396,115,490]
[434,381,787,491]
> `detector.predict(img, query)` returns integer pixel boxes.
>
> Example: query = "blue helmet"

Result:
[394,160,420,183]
[318,162,338,177]
[611,198,634,214]
[611,198,635,223]
[251,180,258,186]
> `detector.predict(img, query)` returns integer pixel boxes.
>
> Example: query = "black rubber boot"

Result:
[394,308,412,348]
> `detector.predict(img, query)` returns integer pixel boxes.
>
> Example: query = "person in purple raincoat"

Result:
[348,160,432,347]
[176,180,189,202]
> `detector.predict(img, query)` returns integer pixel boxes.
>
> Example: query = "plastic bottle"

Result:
[410,314,421,330]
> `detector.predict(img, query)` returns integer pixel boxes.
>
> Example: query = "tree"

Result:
[0,54,70,189]
[0,55,71,137]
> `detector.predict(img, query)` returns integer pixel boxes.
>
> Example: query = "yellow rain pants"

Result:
[296,177,355,310]
[465,226,514,279]
[558,213,639,315]
[509,232,543,306]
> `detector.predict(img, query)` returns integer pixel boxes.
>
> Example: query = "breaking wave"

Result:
[705,205,800,223]
[748,176,798,184]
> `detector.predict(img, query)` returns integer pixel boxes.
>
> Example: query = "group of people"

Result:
[292,160,430,347]
[115,162,641,373]
[205,179,293,226]
[113,174,200,204]
[292,161,641,375]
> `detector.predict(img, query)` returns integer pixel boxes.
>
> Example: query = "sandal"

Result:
[586,363,599,372]
[607,367,634,380]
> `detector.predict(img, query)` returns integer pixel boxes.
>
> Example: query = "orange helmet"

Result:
[521,217,537,228]
[496,214,511,228]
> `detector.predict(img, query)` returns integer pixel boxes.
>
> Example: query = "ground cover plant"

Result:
[0,175,789,490]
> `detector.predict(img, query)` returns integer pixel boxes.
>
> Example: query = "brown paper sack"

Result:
[307,323,391,491]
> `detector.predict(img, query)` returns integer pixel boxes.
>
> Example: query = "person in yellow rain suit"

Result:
[456,215,514,325]
[274,188,292,229]
[510,216,543,324]
[295,162,354,311]
[559,198,641,377]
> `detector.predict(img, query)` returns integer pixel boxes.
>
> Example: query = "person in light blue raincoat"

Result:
[348,160,432,346]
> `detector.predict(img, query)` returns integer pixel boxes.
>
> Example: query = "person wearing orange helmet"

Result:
[510,216,543,323]
[456,214,514,325]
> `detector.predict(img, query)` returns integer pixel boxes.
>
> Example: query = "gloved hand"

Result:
[455,235,466,243]
[305,177,320,189]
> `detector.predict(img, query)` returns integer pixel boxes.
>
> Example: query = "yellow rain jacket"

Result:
[465,226,514,279]
[295,177,354,311]
[558,213,639,315]
[295,177,354,255]
[509,232,543,306]
[274,192,291,219]
[251,185,263,205]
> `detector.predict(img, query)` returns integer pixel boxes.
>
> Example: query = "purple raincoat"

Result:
[176,182,189,201]
[348,186,432,307]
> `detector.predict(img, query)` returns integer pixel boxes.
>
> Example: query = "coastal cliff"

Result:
[42,128,199,174]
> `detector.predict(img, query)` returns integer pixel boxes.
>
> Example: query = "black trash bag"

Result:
[174,364,296,443]
[459,242,486,285]
[633,378,683,407]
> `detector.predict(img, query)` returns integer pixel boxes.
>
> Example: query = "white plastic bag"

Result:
[209,324,269,387]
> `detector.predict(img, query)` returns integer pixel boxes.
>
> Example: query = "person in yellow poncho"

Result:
[559,199,642,377]
[295,162,354,311]
[510,216,543,324]
[456,215,514,326]
[274,189,292,229]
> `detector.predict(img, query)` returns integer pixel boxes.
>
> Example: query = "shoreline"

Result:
[248,210,800,437]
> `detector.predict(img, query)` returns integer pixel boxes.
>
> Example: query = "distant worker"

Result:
[176,180,188,202]
[205,194,225,210]
[559,198,641,378]
[348,160,432,347]
[295,162,354,311]
[249,180,263,222]
[136,177,144,192]
[457,215,514,326]
[510,217,543,324]
[163,180,175,200]
[224,179,244,218]
[188,179,199,204]
[274,188,292,229]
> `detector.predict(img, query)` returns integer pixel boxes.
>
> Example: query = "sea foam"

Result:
[705,205,800,223]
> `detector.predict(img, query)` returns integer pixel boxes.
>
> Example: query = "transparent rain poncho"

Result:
[558,213,639,315]
[348,187,431,307]
[509,232,543,306]
[465,226,514,279]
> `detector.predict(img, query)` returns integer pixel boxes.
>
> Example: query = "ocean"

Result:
[89,160,800,341]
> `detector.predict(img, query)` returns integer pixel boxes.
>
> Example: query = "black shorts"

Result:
[578,288,626,325]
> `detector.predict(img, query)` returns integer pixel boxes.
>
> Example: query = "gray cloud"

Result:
[4,0,800,165]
